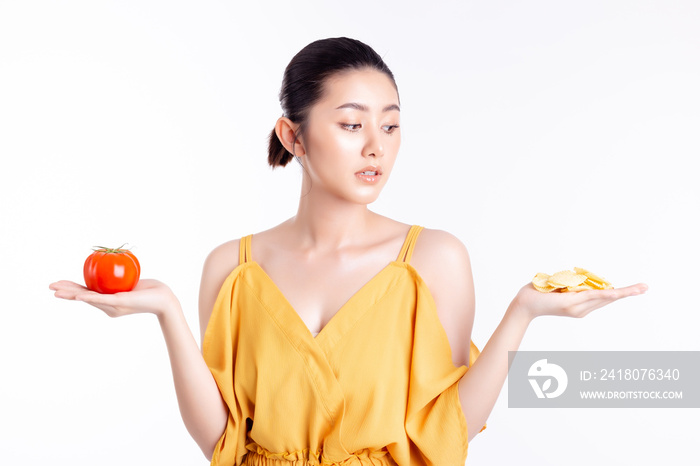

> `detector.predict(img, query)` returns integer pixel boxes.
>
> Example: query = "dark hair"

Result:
[268,37,398,168]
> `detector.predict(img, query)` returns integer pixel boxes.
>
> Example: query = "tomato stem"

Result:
[92,243,134,254]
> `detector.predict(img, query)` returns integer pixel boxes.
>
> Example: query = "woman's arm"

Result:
[458,284,646,442]
[457,300,530,442]
[158,298,228,461]
[49,245,235,461]
[412,229,647,444]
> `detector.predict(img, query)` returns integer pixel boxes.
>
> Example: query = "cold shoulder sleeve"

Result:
[404,277,486,465]
[202,270,249,466]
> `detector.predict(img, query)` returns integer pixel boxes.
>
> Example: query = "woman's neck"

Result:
[290,189,377,253]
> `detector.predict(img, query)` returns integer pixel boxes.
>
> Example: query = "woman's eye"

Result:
[383,124,400,133]
[341,123,361,131]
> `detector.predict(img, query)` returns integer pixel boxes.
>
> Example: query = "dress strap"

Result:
[239,234,252,265]
[396,225,424,264]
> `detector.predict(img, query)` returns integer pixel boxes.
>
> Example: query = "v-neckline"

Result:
[249,260,400,344]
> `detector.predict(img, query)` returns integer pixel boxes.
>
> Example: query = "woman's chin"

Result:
[352,191,383,206]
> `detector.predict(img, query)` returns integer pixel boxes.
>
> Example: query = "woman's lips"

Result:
[355,167,382,183]
[355,166,382,175]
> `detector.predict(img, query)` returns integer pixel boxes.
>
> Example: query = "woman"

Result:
[49,37,647,465]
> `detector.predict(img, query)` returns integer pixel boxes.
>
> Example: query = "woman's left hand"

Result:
[512,282,648,321]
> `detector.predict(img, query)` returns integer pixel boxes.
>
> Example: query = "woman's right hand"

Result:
[511,281,648,322]
[49,279,179,319]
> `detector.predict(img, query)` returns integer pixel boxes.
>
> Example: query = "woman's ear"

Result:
[274,117,306,158]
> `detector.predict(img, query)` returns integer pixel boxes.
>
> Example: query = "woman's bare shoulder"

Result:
[408,227,473,300]
[204,238,241,271]
[197,221,292,344]
[198,238,241,346]
[411,227,472,273]
[203,219,288,268]
[410,227,475,367]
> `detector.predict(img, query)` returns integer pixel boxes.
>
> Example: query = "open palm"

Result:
[515,282,648,320]
[49,278,177,318]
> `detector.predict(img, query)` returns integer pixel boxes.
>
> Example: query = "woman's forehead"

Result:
[318,69,400,109]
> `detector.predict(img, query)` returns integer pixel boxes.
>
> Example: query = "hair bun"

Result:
[267,127,294,167]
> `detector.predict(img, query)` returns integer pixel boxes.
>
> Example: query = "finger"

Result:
[595,283,648,301]
[49,280,76,291]
[49,281,88,293]
[75,291,113,305]
[51,282,92,300]
[571,283,648,316]
[584,283,648,300]
[74,292,132,318]
[53,289,86,300]
[53,291,78,300]
[620,283,649,295]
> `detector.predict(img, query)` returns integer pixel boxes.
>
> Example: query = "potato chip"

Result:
[532,273,551,287]
[532,267,614,293]
[573,267,613,290]
[566,284,594,292]
[533,282,558,293]
[531,273,558,292]
[548,270,587,287]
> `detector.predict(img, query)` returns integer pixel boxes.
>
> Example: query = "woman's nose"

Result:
[362,128,384,158]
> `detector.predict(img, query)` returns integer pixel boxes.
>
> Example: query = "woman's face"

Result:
[299,68,401,205]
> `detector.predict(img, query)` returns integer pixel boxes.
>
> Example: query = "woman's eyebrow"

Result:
[335,102,400,112]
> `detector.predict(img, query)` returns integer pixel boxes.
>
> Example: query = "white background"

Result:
[1,1,698,465]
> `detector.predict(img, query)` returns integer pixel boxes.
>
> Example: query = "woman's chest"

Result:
[255,257,394,335]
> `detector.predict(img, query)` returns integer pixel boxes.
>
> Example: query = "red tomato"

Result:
[83,245,141,294]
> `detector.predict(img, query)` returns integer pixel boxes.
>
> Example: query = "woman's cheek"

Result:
[337,134,363,154]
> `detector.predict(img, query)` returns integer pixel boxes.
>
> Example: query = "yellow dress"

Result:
[203,225,485,466]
